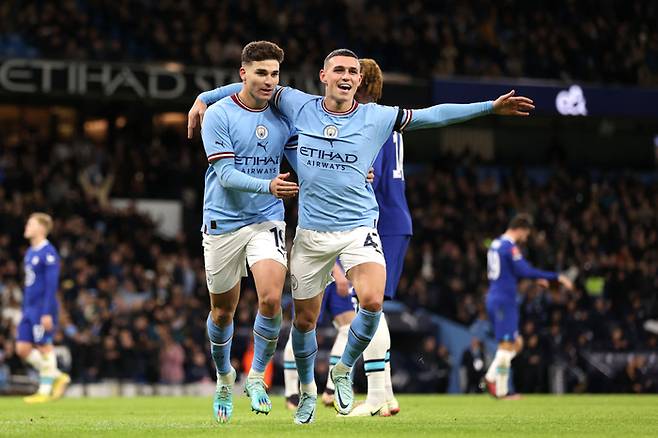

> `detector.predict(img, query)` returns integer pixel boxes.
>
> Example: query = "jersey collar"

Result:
[321,98,358,116]
[501,233,516,244]
[231,94,269,112]
[31,239,49,251]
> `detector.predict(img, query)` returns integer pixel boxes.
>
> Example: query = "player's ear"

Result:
[355,73,363,87]
[239,66,247,83]
[319,69,328,85]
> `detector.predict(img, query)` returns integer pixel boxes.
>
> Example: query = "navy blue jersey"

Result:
[372,132,412,236]
[486,235,558,302]
[23,240,60,316]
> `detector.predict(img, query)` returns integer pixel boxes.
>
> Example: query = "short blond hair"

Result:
[358,58,383,102]
[30,212,54,235]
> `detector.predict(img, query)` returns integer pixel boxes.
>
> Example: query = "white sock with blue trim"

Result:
[363,314,389,406]
[283,330,298,398]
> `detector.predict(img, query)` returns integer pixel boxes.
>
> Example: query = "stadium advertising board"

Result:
[0,58,321,102]
[433,78,658,118]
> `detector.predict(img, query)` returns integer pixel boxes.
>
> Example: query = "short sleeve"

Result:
[201,106,235,164]
[272,87,317,124]
[370,104,399,148]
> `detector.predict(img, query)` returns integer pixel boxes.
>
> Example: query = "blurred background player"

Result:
[200,41,298,423]
[16,213,70,403]
[483,213,574,398]
[343,58,412,417]
[283,261,355,409]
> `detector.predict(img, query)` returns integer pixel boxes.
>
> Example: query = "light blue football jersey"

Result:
[201,84,492,232]
[201,93,296,234]
[272,88,398,231]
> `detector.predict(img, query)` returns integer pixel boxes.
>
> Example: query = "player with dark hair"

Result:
[342,58,410,417]
[190,48,534,422]
[483,213,573,398]
[200,40,299,423]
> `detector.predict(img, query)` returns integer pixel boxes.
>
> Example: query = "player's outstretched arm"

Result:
[512,255,559,281]
[492,90,535,116]
[189,84,320,138]
[399,90,534,132]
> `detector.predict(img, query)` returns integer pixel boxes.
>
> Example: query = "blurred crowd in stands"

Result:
[1,0,657,85]
[1,116,656,393]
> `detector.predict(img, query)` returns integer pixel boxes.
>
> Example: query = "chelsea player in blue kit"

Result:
[191,48,534,422]
[16,213,70,403]
[483,214,573,398]
[199,41,299,423]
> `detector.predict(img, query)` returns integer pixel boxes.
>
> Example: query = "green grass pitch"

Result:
[0,395,656,437]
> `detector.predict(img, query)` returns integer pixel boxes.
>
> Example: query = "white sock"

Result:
[333,361,350,375]
[363,313,389,405]
[25,349,44,371]
[485,349,501,382]
[25,349,49,395]
[489,349,513,397]
[248,369,264,380]
[326,324,349,392]
[38,350,61,395]
[283,330,299,397]
[300,381,317,396]
[384,360,394,400]
[41,350,61,378]
[217,370,235,385]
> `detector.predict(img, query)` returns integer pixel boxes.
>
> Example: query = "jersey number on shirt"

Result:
[270,227,286,256]
[487,249,501,280]
[392,132,405,180]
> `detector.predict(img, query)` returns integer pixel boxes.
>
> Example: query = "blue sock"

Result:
[251,311,282,373]
[340,307,381,368]
[207,313,233,375]
[292,325,317,385]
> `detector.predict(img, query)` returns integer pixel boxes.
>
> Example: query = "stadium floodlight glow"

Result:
[555,85,588,116]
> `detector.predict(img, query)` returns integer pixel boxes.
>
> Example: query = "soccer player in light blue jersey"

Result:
[190,49,534,422]
[199,41,300,423]
[483,214,573,398]
[16,213,70,403]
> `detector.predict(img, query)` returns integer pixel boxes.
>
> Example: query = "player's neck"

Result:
[238,89,268,110]
[502,231,516,243]
[30,236,47,249]
[323,96,355,113]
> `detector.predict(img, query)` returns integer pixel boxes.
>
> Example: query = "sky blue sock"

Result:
[292,325,317,385]
[340,307,381,368]
[207,313,233,375]
[251,311,282,373]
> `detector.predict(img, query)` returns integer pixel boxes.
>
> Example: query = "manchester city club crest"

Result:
[323,125,338,138]
[255,125,269,139]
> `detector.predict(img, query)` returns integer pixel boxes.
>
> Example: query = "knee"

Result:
[210,306,234,327]
[293,311,317,333]
[258,290,281,317]
[357,292,383,312]
[15,343,32,359]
